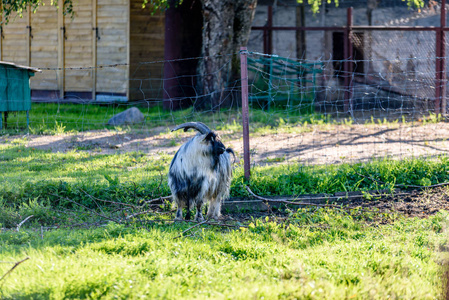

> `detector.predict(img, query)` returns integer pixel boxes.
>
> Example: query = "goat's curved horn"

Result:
[171,122,211,134]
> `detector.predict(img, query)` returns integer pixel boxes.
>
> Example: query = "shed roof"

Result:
[0,61,41,73]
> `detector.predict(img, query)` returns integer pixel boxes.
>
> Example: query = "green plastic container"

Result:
[0,62,40,129]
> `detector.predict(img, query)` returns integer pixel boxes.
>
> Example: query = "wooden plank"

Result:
[96,1,128,95]
[30,0,58,90]
[126,0,130,100]
[2,11,28,65]
[64,0,93,94]
[92,0,97,100]
[58,0,65,98]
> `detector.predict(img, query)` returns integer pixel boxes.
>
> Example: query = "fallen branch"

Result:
[142,196,172,205]
[125,209,159,220]
[174,220,208,239]
[243,186,412,207]
[0,257,30,284]
[245,186,345,208]
[394,181,449,189]
[16,215,33,232]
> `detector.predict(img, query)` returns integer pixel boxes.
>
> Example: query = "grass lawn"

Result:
[1,103,448,298]
[1,139,449,207]
[0,210,447,299]
[0,102,352,135]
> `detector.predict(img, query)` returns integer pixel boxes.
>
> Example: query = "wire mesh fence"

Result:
[242,50,448,168]
[0,48,448,172]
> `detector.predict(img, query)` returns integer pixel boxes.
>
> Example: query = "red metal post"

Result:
[344,7,353,113]
[441,0,446,115]
[436,24,442,114]
[435,0,446,115]
[240,47,251,180]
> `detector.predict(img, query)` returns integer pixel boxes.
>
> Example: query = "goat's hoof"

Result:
[206,214,222,221]
[195,216,205,222]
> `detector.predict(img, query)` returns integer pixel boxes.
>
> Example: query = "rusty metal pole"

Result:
[441,0,446,115]
[435,1,444,115]
[344,7,353,113]
[240,47,251,181]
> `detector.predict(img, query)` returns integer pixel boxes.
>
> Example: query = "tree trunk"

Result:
[196,0,257,111]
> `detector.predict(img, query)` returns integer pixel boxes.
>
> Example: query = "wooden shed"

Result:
[0,61,40,129]
[0,0,165,102]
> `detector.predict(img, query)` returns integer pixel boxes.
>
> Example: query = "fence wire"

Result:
[0,51,448,168]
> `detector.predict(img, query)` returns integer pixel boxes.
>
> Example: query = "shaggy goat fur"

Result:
[168,122,234,221]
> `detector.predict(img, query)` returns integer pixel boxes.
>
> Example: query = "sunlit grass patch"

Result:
[0,210,447,299]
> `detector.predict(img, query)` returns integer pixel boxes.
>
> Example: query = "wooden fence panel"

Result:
[30,0,59,91]
[2,12,29,66]
[63,0,94,95]
[96,0,129,98]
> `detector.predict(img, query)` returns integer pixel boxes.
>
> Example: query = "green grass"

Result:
[2,138,449,227]
[0,102,333,135]
[2,140,449,203]
[1,102,441,138]
[2,143,449,207]
[1,104,449,298]
[0,210,447,299]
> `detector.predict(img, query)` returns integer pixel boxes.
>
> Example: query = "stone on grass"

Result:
[107,107,144,126]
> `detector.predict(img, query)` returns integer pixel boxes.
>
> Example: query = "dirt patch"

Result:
[224,187,449,221]
[344,187,449,218]
[2,122,449,165]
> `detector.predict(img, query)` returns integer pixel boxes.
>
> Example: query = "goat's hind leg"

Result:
[194,199,205,222]
[206,198,222,220]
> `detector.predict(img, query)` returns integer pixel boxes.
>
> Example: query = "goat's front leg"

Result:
[175,207,183,220]
[174,198,185,220]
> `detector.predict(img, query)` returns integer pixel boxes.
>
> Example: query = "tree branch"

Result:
[0,257,30,284]
[173,220,209,239]
[245,186,344,208]
[16,215,33,232]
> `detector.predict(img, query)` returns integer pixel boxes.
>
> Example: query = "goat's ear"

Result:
[203,132,215,142]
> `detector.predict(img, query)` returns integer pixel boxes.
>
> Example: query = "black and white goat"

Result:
[168,122,234,221]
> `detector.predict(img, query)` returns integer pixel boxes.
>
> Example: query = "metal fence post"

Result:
[441,0,446,115]
[435,0,446,115]
[436,18,442,114]
[240,47,251,180]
